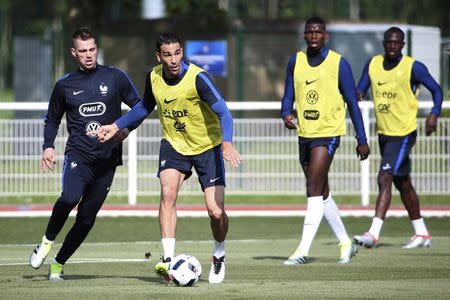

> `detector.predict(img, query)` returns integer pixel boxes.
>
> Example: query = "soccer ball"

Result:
[169,254,202,287]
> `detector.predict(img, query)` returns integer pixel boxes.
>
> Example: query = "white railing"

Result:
[0,101,449,206]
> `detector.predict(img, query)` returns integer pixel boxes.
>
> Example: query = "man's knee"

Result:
[394,176,413,192]
[377,172,393,189]
[58,193,82,209]
[160,185,178,205]
[208,207,224,220]
[76,215,97,230]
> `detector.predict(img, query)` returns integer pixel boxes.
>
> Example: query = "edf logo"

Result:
[375,91,397,99]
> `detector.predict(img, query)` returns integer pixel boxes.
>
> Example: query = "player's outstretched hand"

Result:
[41,147,56,172]
[356,143,370,161]
[97,123,119,143]
[222,141,241,168]
[425,113,438,136]
[283,114,297,130]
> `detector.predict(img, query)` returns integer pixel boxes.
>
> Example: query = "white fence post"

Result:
[360,103,371,206]
[127,130,138,205]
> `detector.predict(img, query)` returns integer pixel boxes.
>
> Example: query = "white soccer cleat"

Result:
[401,235,432,249]
[337,242,357,264]
[29,236,54,269]
[208,256,225,283]
[283,256,309,265]
[353,232,378,248]
[284,248,309,265]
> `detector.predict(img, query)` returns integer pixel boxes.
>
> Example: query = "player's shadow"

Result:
[23,274,162,283]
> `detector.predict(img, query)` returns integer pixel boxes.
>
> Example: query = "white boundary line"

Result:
[0,210,449,217]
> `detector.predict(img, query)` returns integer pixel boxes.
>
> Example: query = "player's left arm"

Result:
[196,72,241,167]
[339,57,370,160]
[411,61,443,136]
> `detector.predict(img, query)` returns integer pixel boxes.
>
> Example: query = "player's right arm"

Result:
[42,81,66,172]
[356,59,371,101]
[281,54,297,129]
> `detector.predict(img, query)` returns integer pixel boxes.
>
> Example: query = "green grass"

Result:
[1,193,449,206]
[0,89,14,119]
[0,216,449,299]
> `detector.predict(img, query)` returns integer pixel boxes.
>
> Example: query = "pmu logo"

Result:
[174,121,187,133]
[377,103,391,114]
[85,121,102,138]
[305,90,319,105]
[79,102,106,117]
[303,110,320,120]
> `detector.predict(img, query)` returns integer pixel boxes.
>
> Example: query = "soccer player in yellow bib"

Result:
[97,33,240,284]
[281,17,370,265]
[354,27,443,249]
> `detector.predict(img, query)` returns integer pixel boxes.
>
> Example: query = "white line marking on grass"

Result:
[1,210,449,218]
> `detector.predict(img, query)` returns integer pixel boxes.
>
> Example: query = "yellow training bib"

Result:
[293,50,346,138]
[369,55,417,136]
[151,64,222,155]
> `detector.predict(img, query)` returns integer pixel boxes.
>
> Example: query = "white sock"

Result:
[296,196,324,257]
[161,238,175,260]
[213,240,225,258]
[43,235,54,244]
[412,218,429,236]
[323,194,351,244]
[368,217,384,240]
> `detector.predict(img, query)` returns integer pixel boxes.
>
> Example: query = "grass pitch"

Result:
[0,216,449,299]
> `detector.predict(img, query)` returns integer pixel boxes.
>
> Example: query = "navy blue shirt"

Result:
[281,47,367,145]
[116,61,234,142]
[43,64,141,165]
[356,55,443,116]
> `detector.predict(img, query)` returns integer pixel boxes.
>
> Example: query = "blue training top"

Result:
[116,61,234,142]
[281,47,368,145]
[43,64,142,165]
[356,54,443,116]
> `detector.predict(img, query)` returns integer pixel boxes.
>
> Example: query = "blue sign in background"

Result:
[185,40,227,77]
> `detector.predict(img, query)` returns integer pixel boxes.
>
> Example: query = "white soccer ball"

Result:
[169,254,202,287]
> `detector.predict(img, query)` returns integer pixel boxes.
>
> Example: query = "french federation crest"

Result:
[99,83,108,96]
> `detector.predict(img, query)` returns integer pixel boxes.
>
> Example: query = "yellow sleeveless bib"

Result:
[151,64,222,155]
[293,50,346,137]
[369,55,417,136]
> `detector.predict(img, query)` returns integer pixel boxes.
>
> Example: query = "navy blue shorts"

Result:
[298,136,340,166]
[378,131,416,176]
[158,139,226,191]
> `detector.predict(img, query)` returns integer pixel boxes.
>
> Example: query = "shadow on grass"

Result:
[23,274,162,283]
[252,256,317,263]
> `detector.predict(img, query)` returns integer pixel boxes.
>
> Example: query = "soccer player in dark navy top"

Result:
[29,28,142,281]
[98,33,241,284]
[354,27,443,249]
[281,17,370,265]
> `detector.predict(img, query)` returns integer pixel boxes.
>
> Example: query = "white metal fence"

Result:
[0,101,449,206]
